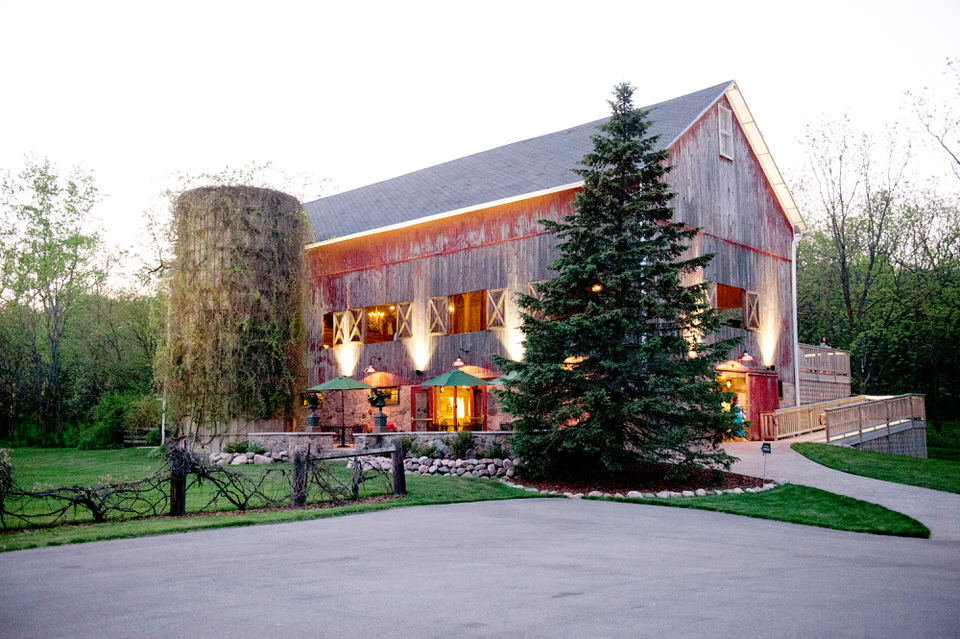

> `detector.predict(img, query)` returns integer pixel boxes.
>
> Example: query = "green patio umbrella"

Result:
[307,376,375,447]
[422,369,492,430]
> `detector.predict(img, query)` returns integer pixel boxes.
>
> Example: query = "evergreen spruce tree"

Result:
[497,83,739,478]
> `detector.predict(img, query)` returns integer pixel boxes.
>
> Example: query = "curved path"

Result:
[723,438,960,542]
[1,497,958,638]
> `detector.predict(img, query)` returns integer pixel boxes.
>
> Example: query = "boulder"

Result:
[695,489,707,497]
[588,491,604,498]
[626,491,643,499]
[230,455,248,465]
[253,454,273,465]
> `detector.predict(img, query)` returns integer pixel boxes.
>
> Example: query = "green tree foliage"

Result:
[160,186,308,444]
[496,83,739,478]
[1,157,103,440]
[797,118,960,420]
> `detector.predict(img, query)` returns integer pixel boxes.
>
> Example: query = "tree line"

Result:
[1,64,957,448]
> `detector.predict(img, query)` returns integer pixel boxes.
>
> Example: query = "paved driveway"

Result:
[2,499,957,638]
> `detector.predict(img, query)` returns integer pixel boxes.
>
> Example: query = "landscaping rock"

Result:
[627,491,643,499]
[253,454,273,465]
[230,455,248,465]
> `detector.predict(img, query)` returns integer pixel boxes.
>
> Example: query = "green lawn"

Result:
[610,484,929,538]
[0,447,934,551]
[792,442,960,494]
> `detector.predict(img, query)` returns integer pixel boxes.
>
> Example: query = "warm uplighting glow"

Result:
[333,343,359,376]
[758,280,779,366]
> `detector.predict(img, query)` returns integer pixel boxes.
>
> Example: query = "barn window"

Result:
[347,308,363,343]
[395,302,413,339]
[486,289,506,330]
[450,290,486,334]
[718,105,734,160]
[711,283,760,332]
[429,297,449,336]
[364,304,397,344]
[322,312,336,348]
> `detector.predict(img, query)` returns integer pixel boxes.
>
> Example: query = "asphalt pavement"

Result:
[1,496,958,638]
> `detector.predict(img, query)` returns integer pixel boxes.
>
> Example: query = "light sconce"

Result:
[364,356,382,374]
[452,349,469,368]
[740,351,754,363]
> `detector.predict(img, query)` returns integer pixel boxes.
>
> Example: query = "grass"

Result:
[0,447,935,551]
[608,484,929,538]
[792,442,960,494]
[927,420,960,461]
[0,447,542,552]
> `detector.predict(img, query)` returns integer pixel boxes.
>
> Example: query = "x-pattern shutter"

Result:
[486,289,506,329]
[396,302,413,339]
[348,308,363,343]
[332,312,346,346]
[743,291,760,331]
[429,296,448,336]
[706,283,717,309]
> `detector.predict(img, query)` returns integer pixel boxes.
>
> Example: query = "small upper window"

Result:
[718,105,734,160]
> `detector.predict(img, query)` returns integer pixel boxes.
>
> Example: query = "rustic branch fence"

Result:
[0,441,406,530]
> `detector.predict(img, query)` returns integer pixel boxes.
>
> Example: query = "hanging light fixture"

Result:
[364,356,382,374]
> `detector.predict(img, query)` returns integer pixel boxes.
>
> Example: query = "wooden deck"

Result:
[798,343,851,404]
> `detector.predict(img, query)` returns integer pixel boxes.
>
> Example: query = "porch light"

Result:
[740,351,754,362]
[364,356,382,374]
[452,349,469,368]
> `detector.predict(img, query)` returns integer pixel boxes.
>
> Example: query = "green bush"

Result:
[485,441,504,459]
[449,430,474,459]
[928,420,960,461]
[223,440,266,455]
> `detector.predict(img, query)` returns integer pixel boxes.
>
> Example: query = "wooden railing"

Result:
[824,394,926,443]
[759,396,866,440]
[799,344,851,375]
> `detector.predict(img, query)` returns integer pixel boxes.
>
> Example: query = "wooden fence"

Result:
[824,394,926,443]
[798,343,852,404]
[759,395,866,440]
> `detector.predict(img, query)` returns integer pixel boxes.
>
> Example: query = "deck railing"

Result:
[759,395,866,440]
[824,394,926,443]
[798,344,851,375]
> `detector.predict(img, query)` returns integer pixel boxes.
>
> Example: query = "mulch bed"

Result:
[519,461,764,495]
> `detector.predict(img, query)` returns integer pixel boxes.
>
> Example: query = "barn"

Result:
[302,80,807,440]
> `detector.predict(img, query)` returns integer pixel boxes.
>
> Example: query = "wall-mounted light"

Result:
[364,356,382,374]
[452,349,469,368]
[740,351,754,363]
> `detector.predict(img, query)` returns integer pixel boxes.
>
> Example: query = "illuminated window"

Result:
[377,386,400,405]
[450,290,486,334]
[364,304,397,344]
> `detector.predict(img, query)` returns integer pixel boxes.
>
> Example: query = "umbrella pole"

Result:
[453,386,457,431]
[339,390,347,447]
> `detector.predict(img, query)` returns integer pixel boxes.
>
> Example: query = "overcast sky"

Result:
[1,0,957,256]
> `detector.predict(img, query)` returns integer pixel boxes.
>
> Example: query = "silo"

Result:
[162,186,307,444]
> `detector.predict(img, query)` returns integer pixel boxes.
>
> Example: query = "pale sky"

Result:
[1,0,957,261]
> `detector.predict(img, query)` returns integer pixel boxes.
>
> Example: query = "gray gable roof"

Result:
[305,81,732,243]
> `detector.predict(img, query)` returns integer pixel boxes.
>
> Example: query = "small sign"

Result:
[761,443,771,454]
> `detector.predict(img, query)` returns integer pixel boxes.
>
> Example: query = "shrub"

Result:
[223,440,266,455]
[449,430,474,459]
[485,441,504,459]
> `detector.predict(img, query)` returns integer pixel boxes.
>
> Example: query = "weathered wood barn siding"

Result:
[305,189,576,390]
[303,83,803,431]
[670,94,797,404]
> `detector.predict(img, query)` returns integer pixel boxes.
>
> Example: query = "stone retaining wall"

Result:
[354,431,514,456]
[248,432,335,455]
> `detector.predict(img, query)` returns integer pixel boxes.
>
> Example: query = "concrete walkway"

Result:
[723,436,960,542]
